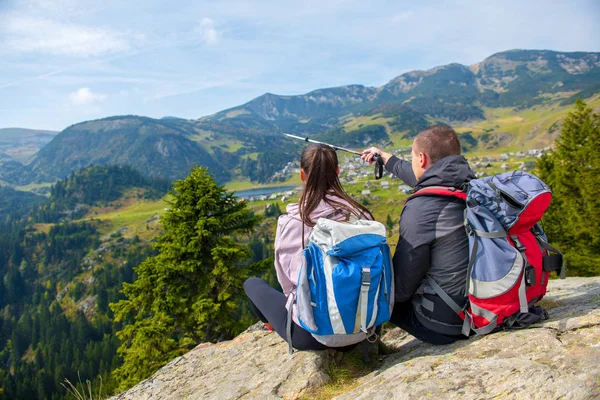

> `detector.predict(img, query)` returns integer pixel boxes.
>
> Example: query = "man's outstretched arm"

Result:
[361,147,417,187]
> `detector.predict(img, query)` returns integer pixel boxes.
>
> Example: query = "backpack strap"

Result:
[359,253,383,335]
[426,274,500,336]
[425,274,465,316]
[469,303,499,335]
[405,186,467,205]
[510,235,531,314]
[531,225,566,279]
[324,209,363,223]
[360,267,371,333]
[286,293,295,355]
[324,210,343,220]
[426,275,470,337]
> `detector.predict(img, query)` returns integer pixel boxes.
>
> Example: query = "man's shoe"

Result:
[263,322,274,332]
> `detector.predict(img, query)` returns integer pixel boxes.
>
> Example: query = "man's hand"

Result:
[361,147,392,165]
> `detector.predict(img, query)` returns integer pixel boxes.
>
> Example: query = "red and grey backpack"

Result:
[407,171,565,336]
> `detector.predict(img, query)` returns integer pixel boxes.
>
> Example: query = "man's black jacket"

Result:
[385,154,476,335]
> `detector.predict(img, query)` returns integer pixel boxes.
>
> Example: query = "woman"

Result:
[244,144,372,351]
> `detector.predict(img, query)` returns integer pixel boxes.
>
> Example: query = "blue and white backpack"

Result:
[286,218,394,353]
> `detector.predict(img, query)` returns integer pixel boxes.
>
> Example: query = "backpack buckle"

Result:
[461,311,473,337]
[511,236,526,252]
[525,265,537,286]
[464,222,473,236]
[366,327,378,343]
[361,268,371,286]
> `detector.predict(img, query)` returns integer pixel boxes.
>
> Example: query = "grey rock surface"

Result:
[111,323,337,400]
[112,277,600,400]
[336,277,600,400]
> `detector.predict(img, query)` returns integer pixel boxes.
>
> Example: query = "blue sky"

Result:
[1,0,599,131]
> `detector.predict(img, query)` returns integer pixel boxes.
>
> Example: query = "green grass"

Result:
[299,348,379,400]
[387,132,415,148]
[32,223,53,234]
[189,129,245,153]
[61,373,103,400]
[223,109,251,118]
[342,114,414,149]
[15,181,53,193]
[224,179,262,191]
[342,115,395,132]
[454,94,600,152]
[220,141,244,152]
[85,197,167,239]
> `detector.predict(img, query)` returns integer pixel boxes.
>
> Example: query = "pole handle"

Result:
[373,154,384,180]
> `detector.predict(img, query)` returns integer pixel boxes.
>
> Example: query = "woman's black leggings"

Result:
[243,277,357,352]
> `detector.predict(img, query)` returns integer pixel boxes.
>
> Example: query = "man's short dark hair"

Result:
[414,125,461,164]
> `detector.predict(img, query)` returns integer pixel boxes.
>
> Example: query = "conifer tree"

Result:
[385,214,395,236]
[536,99,600,276]
[111,167,260,389]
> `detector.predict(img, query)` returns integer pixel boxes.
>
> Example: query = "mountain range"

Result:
[0,128,58,163]
[205,49,599,132]
[2,49,599,185]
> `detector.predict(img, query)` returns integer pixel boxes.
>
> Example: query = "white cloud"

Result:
[68,87,106,106]
[195,18,221,45]
[1,14,135,57]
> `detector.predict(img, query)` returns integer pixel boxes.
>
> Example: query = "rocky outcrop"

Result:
[110,325,338,400]
[338,277,600,399]
[112,277,600,400]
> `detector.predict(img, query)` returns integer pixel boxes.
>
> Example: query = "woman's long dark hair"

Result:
[298,144,372,246]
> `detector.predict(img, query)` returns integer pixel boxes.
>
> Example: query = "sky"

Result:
[1,0,599,131]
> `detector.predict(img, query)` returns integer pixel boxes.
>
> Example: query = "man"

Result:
[362,125,475,344]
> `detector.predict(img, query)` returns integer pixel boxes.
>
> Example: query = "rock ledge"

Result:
[112,277,600,400]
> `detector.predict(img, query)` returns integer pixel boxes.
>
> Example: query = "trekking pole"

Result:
[283,133,385,179]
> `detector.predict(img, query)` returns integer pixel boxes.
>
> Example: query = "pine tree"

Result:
[110,167,260,390]
[536,99,600,276]
[385,214,395,236]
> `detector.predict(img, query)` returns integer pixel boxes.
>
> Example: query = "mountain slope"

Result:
[204,85,379,134]
[33,164,171,223]
[0,127,58,162]
[475,50,600,108]
[11,116,230,184]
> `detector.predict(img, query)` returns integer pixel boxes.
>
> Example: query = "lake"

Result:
[234,185,298,199]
